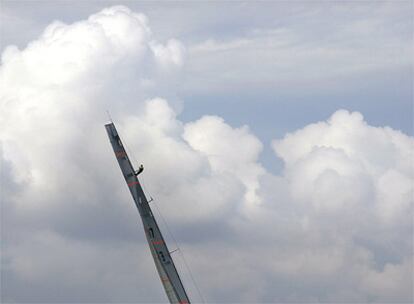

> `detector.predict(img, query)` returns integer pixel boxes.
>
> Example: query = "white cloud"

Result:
[183,115,265,206]
[272,110,413,221]
[1,5,412,303]
[191,38,251,52]
[263,109,413,301]
[0,6,190,301]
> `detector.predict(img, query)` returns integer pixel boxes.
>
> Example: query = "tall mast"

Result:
[105,123,190,304]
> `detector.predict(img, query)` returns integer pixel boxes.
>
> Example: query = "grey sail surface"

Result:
[105,122,190,304]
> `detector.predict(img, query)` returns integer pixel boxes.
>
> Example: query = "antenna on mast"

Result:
[106,110,113,123]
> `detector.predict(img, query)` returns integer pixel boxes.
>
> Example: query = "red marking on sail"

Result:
[128,181,140,187]
[152,240,164,245]
[115,151,126,158]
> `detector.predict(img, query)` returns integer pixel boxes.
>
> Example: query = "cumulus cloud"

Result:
[265,109,413,302]
[273,110,413,221]
[183,116,265,206]
[1,5,413,304]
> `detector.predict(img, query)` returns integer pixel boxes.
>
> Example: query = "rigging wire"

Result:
[119,132,141,173]
[141,177,206,304]
[152,200,206,304]
[115,123,206,303]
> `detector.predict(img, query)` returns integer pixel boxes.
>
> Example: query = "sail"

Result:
[105,122,190,304]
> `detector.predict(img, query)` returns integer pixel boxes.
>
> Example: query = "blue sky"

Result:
[1,1,413,303]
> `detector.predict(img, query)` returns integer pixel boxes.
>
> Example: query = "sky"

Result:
[0,1,413,303]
